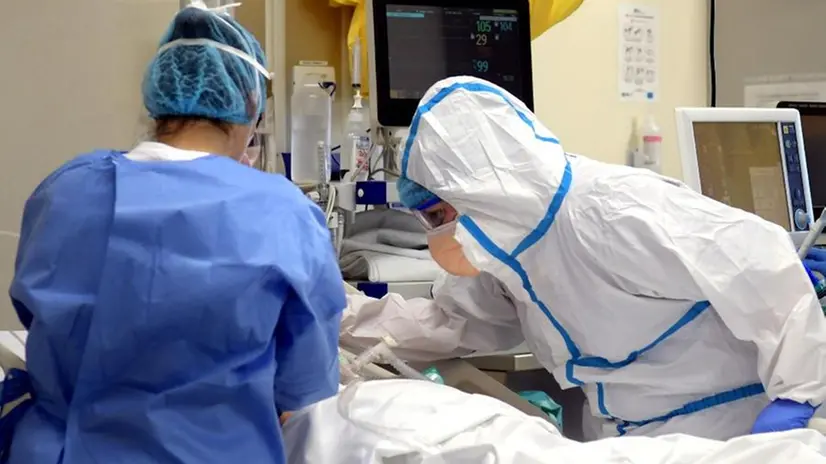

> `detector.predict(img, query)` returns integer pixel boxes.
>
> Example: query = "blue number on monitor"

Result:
[473,59,490,73]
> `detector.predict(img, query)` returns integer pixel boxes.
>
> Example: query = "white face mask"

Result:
[241,126,263,167]
[239,152,253,167]
[426,223,481,278]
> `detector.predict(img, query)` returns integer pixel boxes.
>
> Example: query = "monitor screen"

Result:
[691,121,790,230]
[799,113,826,214]
[385,5,524,101]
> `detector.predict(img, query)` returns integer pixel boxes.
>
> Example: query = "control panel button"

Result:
[795,208,810,230]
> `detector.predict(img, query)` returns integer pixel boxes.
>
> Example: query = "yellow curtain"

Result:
[531,0,584,40]
[330,0,584,96]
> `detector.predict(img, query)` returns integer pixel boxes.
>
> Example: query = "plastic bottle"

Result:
[637,115,663,174]
[290,82,332,184]
[342,91,371,181]
[342,38,371,181]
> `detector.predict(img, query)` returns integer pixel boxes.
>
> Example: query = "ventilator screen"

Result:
[692,122,790,230]
[372,0,533,127]
[384,5,523,101]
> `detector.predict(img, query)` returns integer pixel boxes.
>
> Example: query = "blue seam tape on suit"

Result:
[401,81,559,177]
[404,82,762,433]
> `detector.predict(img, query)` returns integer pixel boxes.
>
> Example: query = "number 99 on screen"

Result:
[472,59,490,73]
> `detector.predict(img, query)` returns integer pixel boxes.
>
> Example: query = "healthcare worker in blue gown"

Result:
[2,4,346,463]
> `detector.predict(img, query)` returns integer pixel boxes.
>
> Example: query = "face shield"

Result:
[411,198,457,235]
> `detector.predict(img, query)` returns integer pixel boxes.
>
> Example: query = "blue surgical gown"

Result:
[6,150,346,463]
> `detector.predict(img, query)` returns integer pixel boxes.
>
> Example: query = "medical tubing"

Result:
[368,144,385,179]
[318,82,337,185]
[378,345,429,381]
[340,348,396,382]
[324,184,337,224]
[335,214,345,258]
[343,345,381,382]
[799,208,826,259]
[352,38,362,87]
[351,341,387,373]
[339,350,362,384]
[346,140,373,182]
[351,341,429,382]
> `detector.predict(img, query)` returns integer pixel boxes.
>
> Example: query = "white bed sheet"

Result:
[283,379,826,464]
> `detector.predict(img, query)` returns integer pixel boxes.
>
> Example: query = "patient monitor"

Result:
[366,0,534,128]
[675,108,814,243]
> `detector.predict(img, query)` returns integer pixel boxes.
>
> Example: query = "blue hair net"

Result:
[397,175,438,210]
[143,6,268,125]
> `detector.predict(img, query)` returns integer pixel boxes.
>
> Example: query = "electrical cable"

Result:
[709,0,717,107]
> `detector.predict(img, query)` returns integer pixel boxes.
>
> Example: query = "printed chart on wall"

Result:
[618,4,659,102]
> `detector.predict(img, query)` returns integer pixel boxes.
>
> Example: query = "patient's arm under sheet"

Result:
[340,272,524,362]
[283,380,826,464]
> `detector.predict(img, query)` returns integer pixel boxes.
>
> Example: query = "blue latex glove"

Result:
[751,399,817,434]
[804,247,826,275]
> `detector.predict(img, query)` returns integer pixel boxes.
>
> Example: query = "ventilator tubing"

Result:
[350,340,429,382]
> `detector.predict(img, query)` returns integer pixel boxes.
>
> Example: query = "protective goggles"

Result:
[412,198,458,235]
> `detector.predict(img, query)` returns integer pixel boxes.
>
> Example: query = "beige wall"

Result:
[0,0,178,328]
[532,0,709,177]
[713,0,826,107]
[284,0,351,148]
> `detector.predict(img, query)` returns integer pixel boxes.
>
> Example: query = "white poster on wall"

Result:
[744,75,826,108]
[618,4,659,102]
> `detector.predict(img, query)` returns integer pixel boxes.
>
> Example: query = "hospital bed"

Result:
[3,326,826,444]
[0,327,551,429]
[340,282,552,422]
[352,350,553,422]
[464,345,542,372]
[0,323,549,427]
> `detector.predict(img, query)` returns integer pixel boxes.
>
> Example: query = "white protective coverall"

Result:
[345,75,826,439]
[282,379,826,463]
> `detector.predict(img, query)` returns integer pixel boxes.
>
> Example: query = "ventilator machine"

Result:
[675,107,818,249]
[329,0,535,300]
